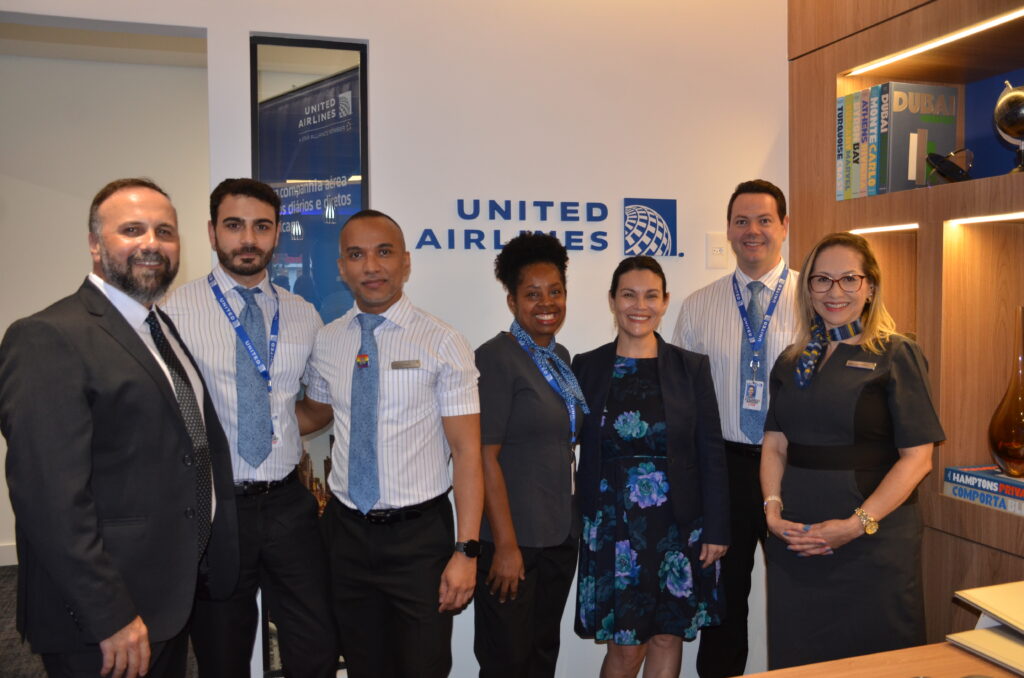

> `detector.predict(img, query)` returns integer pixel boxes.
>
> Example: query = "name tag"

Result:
[846,360,877,370]
[391,360,421,369]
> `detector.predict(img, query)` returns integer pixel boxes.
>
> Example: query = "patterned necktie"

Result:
[145,311,212,558]
[349,313,386,513]
[740,281,767,444]
[235,287,272,468]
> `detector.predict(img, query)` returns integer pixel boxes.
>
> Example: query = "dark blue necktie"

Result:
[349,313,386,513]
[740,281,767,444]
[235,287,272,468]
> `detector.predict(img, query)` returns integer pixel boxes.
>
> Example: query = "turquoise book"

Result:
[836,95,845,201]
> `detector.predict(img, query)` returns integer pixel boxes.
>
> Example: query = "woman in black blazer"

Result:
[572,256,729,678]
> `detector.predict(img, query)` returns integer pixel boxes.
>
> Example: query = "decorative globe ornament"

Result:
[994,80,1024,173]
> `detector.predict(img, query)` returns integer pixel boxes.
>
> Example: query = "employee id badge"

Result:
[271,413,281,446]
[742,380,765,411]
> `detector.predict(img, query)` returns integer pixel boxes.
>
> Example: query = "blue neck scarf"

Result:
[509,320,589,416]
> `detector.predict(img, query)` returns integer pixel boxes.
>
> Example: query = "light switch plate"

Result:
[706,232,730,269]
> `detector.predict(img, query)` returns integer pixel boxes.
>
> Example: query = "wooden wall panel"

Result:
[787,0,929,60]
[861,230,917,336]
[922,526,1024,642]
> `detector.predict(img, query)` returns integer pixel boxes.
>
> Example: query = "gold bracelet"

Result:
[854,507,879,535]
[763,495,783,512]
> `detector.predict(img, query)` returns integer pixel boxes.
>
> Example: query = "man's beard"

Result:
[99,245,178,306]
[216,244,274,278]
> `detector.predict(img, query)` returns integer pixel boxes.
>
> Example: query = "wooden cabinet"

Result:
[787,0,1024,641]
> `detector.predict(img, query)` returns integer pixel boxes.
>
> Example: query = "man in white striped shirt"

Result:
[300,209,483,678]
[672,180,800,678]
[163,179,337,678]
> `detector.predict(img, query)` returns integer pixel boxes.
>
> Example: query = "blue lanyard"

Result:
[208,273,280,394]
[510,332,579,445]
[731,267,788,377]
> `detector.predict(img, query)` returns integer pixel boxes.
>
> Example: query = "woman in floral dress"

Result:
[572,256,729,677]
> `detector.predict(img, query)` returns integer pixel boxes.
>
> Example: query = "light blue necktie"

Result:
[349,313,386,513]
[740,281,767,444]
[235,287,272,468]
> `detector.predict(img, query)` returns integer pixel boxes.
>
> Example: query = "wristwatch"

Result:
[854,507,879,535]
[454,540,481,558]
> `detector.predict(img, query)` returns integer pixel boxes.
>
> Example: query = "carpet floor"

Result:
[0,565,199,677]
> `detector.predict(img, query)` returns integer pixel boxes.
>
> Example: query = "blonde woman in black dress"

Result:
[760,232,944,669]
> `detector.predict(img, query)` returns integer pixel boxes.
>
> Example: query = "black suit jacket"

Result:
[571,334,730,545]
[0,279,239,654]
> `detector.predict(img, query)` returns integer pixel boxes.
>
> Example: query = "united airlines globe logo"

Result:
[623,199,678,257]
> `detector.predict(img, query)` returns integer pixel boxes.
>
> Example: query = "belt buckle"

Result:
[364,510,393,525]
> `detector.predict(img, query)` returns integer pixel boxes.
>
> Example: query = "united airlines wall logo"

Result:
[624,198,678,257]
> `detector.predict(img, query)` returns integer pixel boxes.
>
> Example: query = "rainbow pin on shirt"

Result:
[356,353,370,368]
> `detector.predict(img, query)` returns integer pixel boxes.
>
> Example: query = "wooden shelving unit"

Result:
[787,0,1024,641]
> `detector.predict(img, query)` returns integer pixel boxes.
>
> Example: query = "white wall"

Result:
[0,1,787,674]
[0,52,211,563]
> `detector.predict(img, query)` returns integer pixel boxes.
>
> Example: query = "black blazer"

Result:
[571,334,730,545]
[0,279,239,653]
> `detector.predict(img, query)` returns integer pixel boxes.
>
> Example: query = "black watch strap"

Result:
[454,539,481,558]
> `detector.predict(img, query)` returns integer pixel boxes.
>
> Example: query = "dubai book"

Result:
[885,81,958,193]
[877,82,891,194]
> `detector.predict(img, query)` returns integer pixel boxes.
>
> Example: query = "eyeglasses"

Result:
[808,274,867,293]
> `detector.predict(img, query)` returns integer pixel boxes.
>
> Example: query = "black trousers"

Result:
[324,495,456,678]
[190,477,337,678]
[696,444,766,678]
[473,535,578,678]
[42,625,188,678]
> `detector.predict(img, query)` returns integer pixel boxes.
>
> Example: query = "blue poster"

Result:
[256,67,364,323]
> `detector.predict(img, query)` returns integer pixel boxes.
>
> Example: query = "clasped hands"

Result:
[767,514,863,556]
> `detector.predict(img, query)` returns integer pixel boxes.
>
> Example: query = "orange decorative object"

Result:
[989,305,1024,476]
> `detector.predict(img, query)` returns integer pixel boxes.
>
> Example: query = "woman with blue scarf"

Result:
[473,232,588,677]
[573,256,729,677]
[760,232,944,669]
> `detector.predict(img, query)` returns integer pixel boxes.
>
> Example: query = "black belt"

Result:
[234,469,298,497]
[336,493,447,525]
[724,441,761,457]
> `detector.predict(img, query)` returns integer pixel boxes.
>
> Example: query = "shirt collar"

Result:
[344,293,413,331]
[734,257,788,288]
[211,262,273,297]
[88,272,153,332]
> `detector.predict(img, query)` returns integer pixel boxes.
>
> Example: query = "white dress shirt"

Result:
[306,294,480,511]
[163,264,323,482]
[89,272,214,516]
[88,273,206,412]
[671,258,800,444]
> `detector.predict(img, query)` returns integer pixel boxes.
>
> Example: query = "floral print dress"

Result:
[576,356,723,645]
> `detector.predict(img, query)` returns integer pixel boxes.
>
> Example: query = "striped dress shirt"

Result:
[306,294,480,511]
[163,264,323,482]
[671,258,801,444]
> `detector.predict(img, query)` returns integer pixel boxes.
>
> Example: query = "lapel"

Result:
[654,333,683,414]
[76,279,180,413]
[588,341,618,416]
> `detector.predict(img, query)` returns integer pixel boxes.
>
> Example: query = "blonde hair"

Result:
[784,232,898,360]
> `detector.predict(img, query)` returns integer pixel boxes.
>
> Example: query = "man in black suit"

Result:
[0,178,239,678]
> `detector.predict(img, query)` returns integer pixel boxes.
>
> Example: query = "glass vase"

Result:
[989,305,1024,477]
